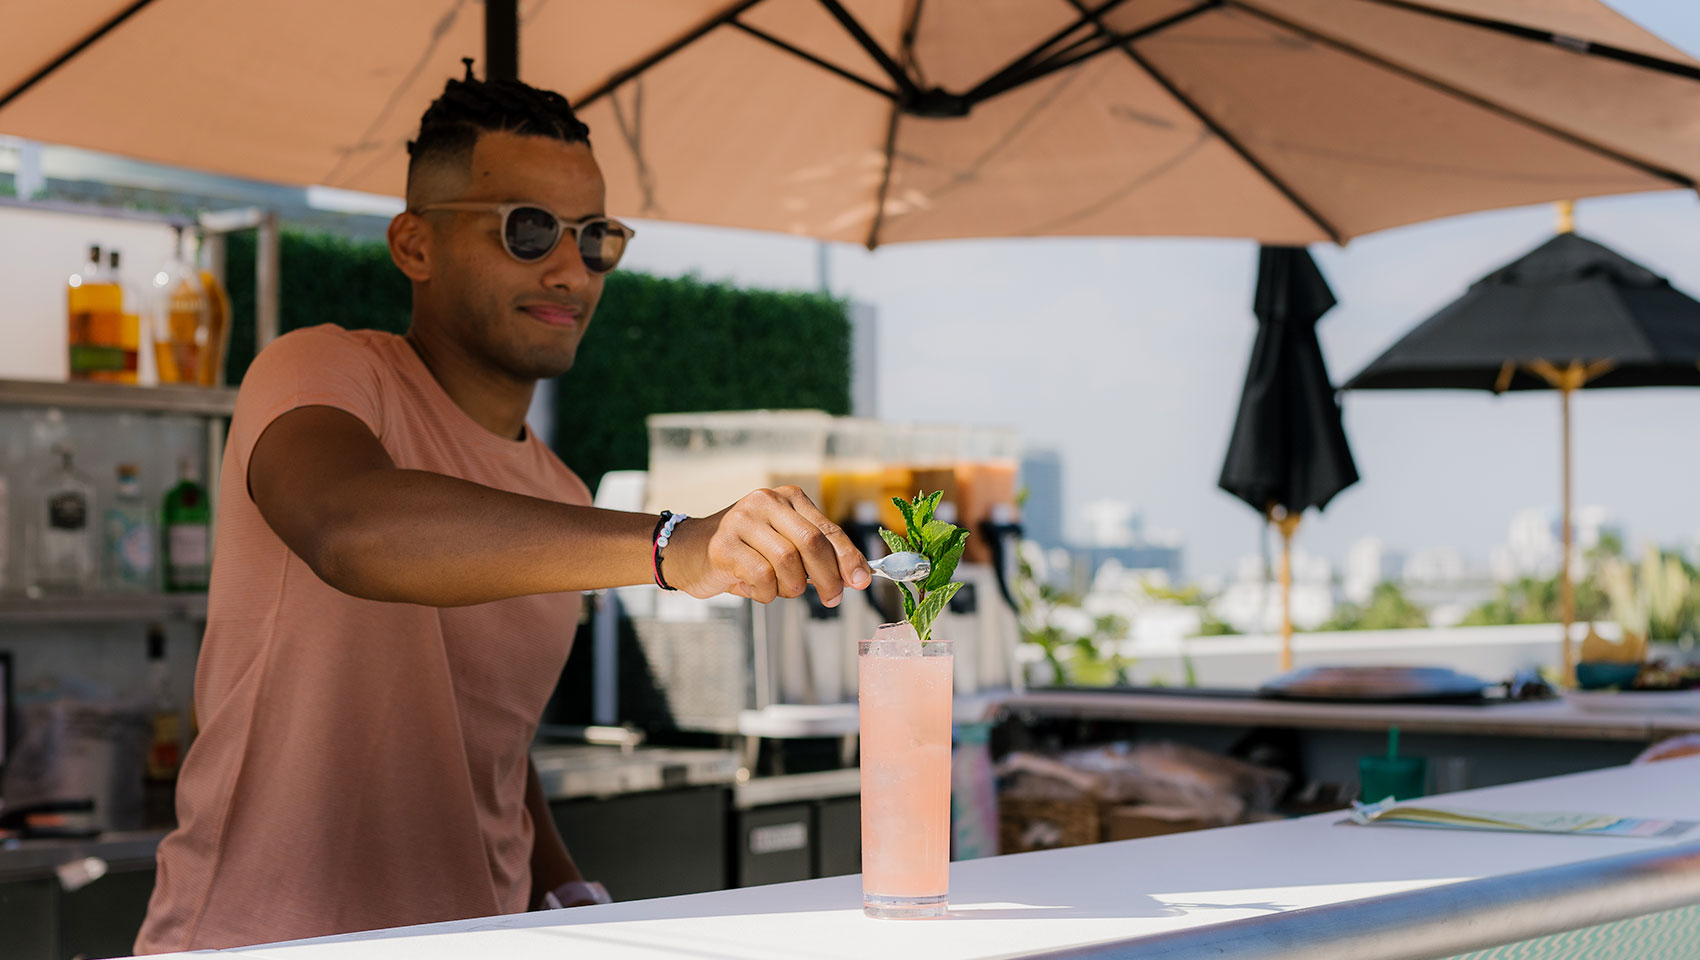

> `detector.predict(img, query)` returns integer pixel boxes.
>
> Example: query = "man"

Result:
[136,69,870,953]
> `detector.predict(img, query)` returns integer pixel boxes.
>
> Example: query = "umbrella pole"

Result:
[1561,383,1576,686]
[1530,359,1613,686]
[1276,512,1301,673]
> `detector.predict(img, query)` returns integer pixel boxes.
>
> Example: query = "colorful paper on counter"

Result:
[1351,798,1698,839]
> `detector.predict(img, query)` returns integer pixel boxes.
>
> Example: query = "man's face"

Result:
[411,130,609,381]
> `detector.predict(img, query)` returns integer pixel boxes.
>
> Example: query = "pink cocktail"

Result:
[859,622,953,919]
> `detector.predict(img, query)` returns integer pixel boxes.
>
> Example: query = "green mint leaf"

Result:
[924,528,970,591]
[892,497,918,546]
[921,520,956,553]
[911,581,964,643]
[913,491,943,530]
[899,582,918,621]
[878,528,910,557]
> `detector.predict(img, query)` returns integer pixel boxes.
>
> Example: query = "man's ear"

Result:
[388,212,432,282]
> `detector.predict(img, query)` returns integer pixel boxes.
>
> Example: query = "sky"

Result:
[613,0,1700,580]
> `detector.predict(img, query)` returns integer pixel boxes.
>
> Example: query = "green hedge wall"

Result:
[224,231,851,492]
[553,275,851,492]
[223,231,411,384]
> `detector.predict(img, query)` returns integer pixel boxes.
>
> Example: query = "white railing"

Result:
[1022,622,1628,689]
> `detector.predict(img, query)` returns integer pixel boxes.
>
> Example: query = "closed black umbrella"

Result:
[1344,210,1700,682]
[1220,245,1360,670]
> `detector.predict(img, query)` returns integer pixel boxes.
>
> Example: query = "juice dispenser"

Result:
[644,410,829,518]
[907,424,962,524]
[956,427,1020,566]
[938,427,1024,694]
[821,418,885,527]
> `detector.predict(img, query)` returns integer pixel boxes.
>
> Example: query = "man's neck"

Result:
[404,326,534,441]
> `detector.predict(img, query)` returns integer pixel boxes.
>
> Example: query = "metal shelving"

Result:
[0,592,208,624]
[0,377,236,417]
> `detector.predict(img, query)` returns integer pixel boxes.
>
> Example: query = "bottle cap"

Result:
[147,624,167,661]
[117,462,140,481]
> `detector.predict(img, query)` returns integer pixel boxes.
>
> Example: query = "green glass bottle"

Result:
[162,458,210,592]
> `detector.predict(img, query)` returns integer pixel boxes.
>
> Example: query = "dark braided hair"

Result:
[407,59,591,191]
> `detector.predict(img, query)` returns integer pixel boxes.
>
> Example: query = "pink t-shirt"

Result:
[136,325,590,952]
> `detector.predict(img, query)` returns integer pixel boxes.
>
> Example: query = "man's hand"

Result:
[662,486,871,606]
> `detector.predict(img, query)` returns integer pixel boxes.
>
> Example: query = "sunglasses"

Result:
[412,202,635,273]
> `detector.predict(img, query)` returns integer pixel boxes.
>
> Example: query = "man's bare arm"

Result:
[248,405,871,606]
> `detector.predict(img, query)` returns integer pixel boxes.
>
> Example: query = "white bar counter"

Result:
[1004,689,1700,741]
[154,758,1700,960]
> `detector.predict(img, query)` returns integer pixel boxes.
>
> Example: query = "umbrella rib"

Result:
[1231,1,1697,191]
[1062,0,1344,244]
[964,0,1139,103]
[972,1,1221,106]
[728,21,900,100]
[574,0,770,109]
[865,0,925,249]
[0,0,159,113]
[815,0,923,101]
[1357,0,1700,84]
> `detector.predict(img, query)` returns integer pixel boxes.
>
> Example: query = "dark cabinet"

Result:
[551,786,730,901]
[735,803,814,888]
[813,797,861,879]
[0,861,155,960]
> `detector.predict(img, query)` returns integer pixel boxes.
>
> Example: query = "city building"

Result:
[1345,537,1405,606]
[1017,449,1064,550]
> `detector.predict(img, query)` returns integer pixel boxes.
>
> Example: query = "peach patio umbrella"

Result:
[1,0,1697,248]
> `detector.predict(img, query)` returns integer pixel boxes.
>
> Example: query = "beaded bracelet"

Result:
[651,510,688,591]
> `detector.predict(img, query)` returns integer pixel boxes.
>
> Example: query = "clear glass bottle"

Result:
[162,458,210,592]
[28,444,96,595]
[151,229,209,386]
[105,462,155,592]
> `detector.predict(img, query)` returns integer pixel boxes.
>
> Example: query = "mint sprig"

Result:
[878,491,968,643]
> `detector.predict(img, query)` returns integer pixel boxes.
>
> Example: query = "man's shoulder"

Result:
[264,323,397,357]
[231,325,406,431]
[239,325,407,386]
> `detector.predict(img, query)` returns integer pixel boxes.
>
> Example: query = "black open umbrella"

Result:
[1344,209,1700,682]
[1220,246,1360,670]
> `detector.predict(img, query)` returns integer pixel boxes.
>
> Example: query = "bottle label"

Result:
[169,524,210,587]
[68,343,126,374]
[49,491,88,531]
[149,714,183,779]
[121,525,156,572]
[108,510,156,584]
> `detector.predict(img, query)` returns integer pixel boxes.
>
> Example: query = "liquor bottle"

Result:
[66,244,106,380]
[162,458,210,591]
[110,249,142,385]
[144,624,183,828]
[85,250,127,382]
[104,462,155,592]
[27,444,96,595]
